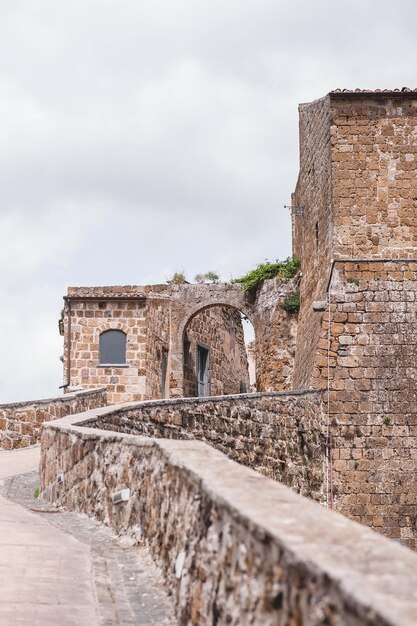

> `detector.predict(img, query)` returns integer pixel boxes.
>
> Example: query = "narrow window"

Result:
[196,343,210,397]
[161,349,168,399]
[315,221,319,252]
[99,330,127,365]
[183,337,192,369]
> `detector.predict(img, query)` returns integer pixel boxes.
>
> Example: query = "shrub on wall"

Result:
[169,272,188,284]
[280,291,300,314]
[235,257,301,292]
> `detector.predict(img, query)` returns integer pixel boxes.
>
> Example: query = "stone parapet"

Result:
[40,406,417,626]
[0,388,107,449]
[81,390,326,501]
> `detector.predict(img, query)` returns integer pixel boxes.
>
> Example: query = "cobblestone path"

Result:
[0,448,177,626]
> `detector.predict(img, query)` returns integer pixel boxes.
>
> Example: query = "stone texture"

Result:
[292,95,333,390]
[311,260,417,548]
[63,280,298,404]
[254,276,299,391]
[40,409,417,626]
[330,94,417,259]
[183,305,249,397]
[82,390,325,501]
[0,388,107,450]
[291,91,417,548]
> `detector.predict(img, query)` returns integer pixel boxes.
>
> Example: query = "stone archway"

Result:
[166,284,257,398]
[183,303,255,397]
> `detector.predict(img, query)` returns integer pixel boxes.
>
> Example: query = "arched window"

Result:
[99,330,127,365]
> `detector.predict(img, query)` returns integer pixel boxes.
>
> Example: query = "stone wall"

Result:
[82,391,325,501]
[145,297,170,399]
[183,306,249,397]
[40,409,417,626]
[253,276,298,391]
[0,388,107,449]
[292,95,333,389]
[289,93,417,547]
[63,295,148,404]
[311,260,417,549]
[292,91,417,392]
[330,93,417,259]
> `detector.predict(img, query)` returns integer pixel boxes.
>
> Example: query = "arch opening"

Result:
[182,304,256,398]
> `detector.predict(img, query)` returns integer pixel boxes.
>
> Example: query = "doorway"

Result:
[196,343,210,397]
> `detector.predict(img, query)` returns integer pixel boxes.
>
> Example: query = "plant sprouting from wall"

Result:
[194,271,220,284]
[235,257,301,292]
[280,291,300,314]
[169,272,188,284]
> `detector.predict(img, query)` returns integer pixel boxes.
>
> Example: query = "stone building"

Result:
[60,284,251,404]
[60,277,299,404]
[292,88,417,544]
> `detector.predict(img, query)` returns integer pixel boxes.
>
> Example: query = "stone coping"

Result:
[67,282,246,298]
[0,387,107,410]
[83,388,322,417]
[43,405,417,626]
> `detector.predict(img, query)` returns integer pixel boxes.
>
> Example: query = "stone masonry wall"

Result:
[312,260,417,549]
[183,306,249,397]
[64,296,148,404]
[292,95,334,389]
[292,93,417,396]
[0,388,107,449]
[83,391,326,502]
[40,410,417,626]
[63,281,299,403]
[145,297,170,399]
[330,93,417,259]
[253,276,298,391]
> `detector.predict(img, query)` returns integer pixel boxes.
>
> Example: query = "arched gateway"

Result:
[163,283,257,398]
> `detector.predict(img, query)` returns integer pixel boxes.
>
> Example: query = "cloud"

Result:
[1,0,417,401]
[0,203,107,280]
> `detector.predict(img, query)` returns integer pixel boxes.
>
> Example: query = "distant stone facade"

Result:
[61,285,250,404]
[254,277,298,392]
[292,90,417,389]
[61,280,298,404]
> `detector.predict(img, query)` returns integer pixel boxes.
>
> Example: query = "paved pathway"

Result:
[0,446,176,626]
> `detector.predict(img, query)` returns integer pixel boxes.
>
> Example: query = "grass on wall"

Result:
[235,257,301,292]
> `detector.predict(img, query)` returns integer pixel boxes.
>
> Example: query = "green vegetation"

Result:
[194,271,220,284]
[169,272,187,284]
[33,487,39,498]
[347,277,360,286]
[235,257,301,292]
[382,415,391,426]
[280,291,300,314]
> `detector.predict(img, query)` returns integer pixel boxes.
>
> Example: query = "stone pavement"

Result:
[0,446,177,626]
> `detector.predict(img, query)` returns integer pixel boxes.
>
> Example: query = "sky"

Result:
[1,0,416,403]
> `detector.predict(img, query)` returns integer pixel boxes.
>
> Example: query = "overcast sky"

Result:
[1,0,416,403]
